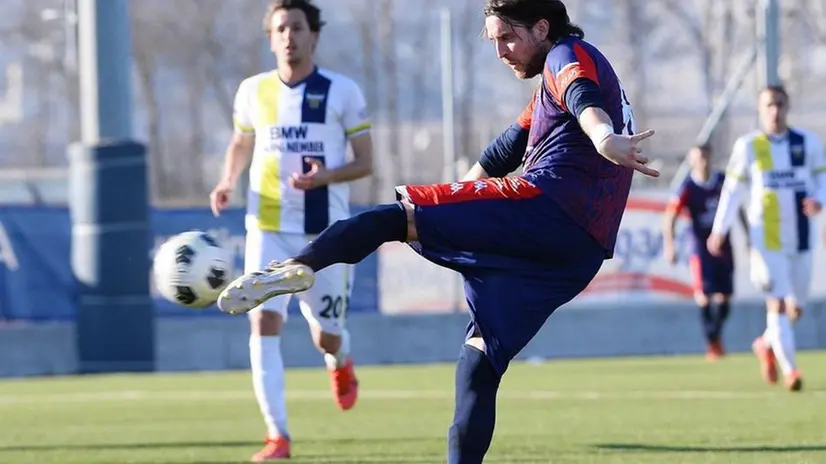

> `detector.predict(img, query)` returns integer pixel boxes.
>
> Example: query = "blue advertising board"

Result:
[0,206,378,321]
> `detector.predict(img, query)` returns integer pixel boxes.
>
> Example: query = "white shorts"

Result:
[749,248,812,303]
[244,229,354,334]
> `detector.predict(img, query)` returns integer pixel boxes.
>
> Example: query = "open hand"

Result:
[209,178,234,217]
[289,158,332,190]
[597,129,659,177]
[802,197,822,217]
[706,233,726,257]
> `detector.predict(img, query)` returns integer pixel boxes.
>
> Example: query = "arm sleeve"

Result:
[342,81,371,138]
[515,87,537,130]
[563,78,606,118]
[233,79,255,136]
[478,90,535,177]
[478,124,530,177]
[711,138,750,235]
[808,134,826,206]
[543,41,600,113]
[665,179,690,216]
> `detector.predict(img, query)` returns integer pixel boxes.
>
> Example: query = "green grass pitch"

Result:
[1,352,824,463]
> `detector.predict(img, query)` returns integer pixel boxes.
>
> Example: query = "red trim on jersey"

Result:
[545,43,600,112]
[544,67,565,111]
[570,44,600,86]
[664,191,688,216]
[689,255,703,293]
[397,177,542,206]
[626,198,690,219]
[516,89,537,129]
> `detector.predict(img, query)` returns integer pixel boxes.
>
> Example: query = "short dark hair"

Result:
[483,0,584,42]
[263,0,325,34]
[761,84,789,102]
[692,144,712,156]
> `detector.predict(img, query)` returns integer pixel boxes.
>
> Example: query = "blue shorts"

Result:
[396,178,605,375]
[689,253,734,295]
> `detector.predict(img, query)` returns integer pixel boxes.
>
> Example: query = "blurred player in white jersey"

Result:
[708,85,826,392]
[209,0,373,460]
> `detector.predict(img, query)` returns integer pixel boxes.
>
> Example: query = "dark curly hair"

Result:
[483,0,584,42]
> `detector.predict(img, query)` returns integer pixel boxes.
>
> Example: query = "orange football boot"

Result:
[251,436,291,462]
[329,357,359,411]
[705,340,724,361]
[752,336,778,384]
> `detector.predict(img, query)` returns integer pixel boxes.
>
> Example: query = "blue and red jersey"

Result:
[668,170,732,258]
[516,37,636,258]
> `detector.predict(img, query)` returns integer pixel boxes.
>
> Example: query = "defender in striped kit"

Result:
[209,1,373,460]
[709,85,826,392]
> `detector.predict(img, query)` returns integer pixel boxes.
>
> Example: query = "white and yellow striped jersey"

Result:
[712,128,826,252]
[233,67,371,234]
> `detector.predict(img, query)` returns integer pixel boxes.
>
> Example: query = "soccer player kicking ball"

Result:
[219,0,658,462]
[709,85,826,392]
[209,1,374,460]
[663,145,748,360]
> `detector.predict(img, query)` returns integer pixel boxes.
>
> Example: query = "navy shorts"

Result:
[396,177,605,375]
[689,253,734,295]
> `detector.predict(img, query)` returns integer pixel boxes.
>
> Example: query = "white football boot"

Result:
[217,261,315,315]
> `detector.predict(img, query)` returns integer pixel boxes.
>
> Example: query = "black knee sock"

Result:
[700,302,715,343]
[712,300,730,341]
[447,344,501,464]
[293,203,408,272]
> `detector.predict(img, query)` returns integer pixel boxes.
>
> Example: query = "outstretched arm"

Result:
[578,106,657,176]
[663,183,689,264]
[543,42,657,177]
[804,135,826,216]
[709,139,749,255]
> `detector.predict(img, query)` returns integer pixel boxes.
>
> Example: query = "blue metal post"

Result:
[71,0,153,373]
[756,0,781,88]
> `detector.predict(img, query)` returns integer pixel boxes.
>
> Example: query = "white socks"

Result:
[249,330,351,440]
[764,312,797,375]
[323,329,350,370]
[249,335,289,440]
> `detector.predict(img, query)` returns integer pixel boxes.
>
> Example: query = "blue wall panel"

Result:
[0,206,378,321]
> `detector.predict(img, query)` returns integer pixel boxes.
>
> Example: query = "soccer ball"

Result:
[152,230,232,308]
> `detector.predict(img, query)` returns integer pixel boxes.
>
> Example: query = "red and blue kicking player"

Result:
[663,145,748,360]
[218,0,658,462]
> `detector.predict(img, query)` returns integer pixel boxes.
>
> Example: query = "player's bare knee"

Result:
[306,320,342,354]
[400,199,419,242]
[250,310,284,336]
[694,292,709,307]
[313,329,342,355]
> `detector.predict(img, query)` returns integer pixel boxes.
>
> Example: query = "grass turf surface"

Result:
[1,351,824,463]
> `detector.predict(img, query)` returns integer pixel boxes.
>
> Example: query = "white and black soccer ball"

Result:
[152,230,232,309]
